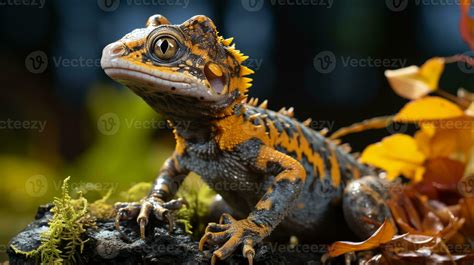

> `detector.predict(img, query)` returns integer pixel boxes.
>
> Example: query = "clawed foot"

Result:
[199,213,270,265]
[115,197,186,239]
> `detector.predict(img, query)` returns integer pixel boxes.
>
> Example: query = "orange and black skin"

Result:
[101,14,395,264]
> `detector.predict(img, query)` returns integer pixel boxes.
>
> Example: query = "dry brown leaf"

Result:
[326,219,397,257]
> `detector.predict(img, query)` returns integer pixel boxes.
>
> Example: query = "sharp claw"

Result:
[246,252,254,265]
[163,198,186,210]
[243,239,255,265]
[219,213,235,224]
[164,212,174,233]
[199,232,211,251]
[211,254,218,265]
[115,210,123,231]
[138,217,147,239]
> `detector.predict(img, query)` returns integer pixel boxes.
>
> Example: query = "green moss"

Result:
[88,189,115,220]
[116,176,216,236]
[176,174,216,237]
[12,177,96,264]
[121,182,152,202]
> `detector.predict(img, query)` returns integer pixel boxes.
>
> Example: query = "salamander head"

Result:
[101,14,253,119]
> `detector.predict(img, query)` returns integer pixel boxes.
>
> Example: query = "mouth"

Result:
[101,59,222,101]
[103,67,193,93]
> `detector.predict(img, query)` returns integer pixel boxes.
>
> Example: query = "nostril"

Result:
[108,42,126,57]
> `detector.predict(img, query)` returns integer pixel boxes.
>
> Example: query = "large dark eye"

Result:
[153,36,178,60]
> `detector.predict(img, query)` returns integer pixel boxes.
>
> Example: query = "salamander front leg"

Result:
[199,145,306,264]
[115,155,189,238]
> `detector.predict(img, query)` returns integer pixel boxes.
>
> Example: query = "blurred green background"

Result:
[0,0,472,261]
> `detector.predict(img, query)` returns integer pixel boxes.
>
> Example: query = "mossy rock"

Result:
[7,204,334,264]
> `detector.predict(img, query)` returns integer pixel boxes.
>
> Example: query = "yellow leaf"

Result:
[326,220,397,257]
[384,58,444,100]
[415,117,474,159]
[466,102,474,117]
[394,96,464,122]
[419,57,445,90]
[360,134,426,181]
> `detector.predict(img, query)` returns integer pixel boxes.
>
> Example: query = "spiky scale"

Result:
[340,143,352,153]
[259,100,268,109]
[286,107,294,117]
[253,98,259,106]
[303,118,312,127]
[222,37,234,46]
[241,66,255,76]
[249,113,261,121]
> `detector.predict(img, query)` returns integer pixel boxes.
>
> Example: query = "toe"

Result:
[219,213,236,224]
[212,234,242,261]
[205,223,231,233]
[243,238,255,265]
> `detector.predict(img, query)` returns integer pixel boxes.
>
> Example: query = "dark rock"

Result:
[8,206,340,264]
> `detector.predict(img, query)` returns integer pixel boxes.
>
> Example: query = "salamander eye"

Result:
[153,36,178,60]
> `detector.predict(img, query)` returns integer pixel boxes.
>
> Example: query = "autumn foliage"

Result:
[324,3,474,264]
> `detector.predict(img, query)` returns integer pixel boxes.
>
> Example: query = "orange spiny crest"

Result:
[278,107,295,118]
[218,35,253,94]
